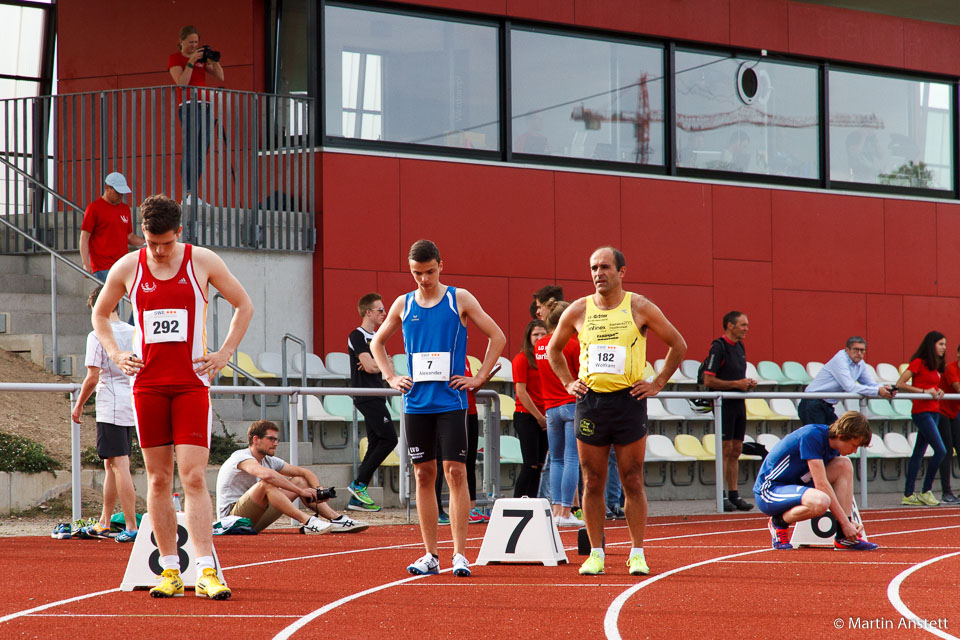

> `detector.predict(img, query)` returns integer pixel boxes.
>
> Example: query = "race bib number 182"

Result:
[587,344,626,375]
[143,308,188,344]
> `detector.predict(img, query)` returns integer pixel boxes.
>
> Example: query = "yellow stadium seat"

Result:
[674,434,714,461]
[219,351,277,379]
[701,433,761,460]
[359,437,400,466]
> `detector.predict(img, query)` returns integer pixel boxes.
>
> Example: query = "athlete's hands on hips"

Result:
[449,375,485,391]
[112,351,143,376]
[193,349,230,380]
[564,379,587,399]
[386,374,412,392]
[629,379,663,399]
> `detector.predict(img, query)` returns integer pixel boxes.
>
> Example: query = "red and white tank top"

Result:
[130,244,208,387]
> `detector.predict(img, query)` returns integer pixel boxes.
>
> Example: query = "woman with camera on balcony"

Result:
[168,25,224,204]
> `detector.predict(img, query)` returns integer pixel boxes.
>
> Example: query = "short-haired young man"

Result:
[346,292,398,512]
[754,411,879,551]
[216,420,368,533]
[370,239,505,578]
[532,285,564,322]
[92,194,253,600]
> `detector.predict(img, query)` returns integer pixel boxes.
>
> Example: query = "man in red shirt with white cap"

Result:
[80,172,145,282]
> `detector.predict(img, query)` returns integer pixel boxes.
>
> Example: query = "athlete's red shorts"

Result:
[132,384,211,448]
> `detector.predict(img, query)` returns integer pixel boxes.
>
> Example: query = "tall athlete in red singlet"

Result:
[93,195,253,600]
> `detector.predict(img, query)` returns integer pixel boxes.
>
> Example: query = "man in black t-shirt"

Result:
[703,310,758,512]
[346,293,398,512]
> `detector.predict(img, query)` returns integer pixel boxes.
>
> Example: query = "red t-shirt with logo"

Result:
[938,361,960,419]
[908,357,941,414]
[464,357,477,416]
[81,197,132,272]
[512,351,543,414]
[534,334,579,409]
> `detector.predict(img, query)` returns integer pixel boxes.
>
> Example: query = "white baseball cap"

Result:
[104,172,132,194]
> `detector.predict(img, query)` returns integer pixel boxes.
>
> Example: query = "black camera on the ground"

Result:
[198,45,221,63]
[314,486,336,502]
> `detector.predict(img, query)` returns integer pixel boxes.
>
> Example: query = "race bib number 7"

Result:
[587,344,626,375]
[411,352,451,382]
[143,308,188,344]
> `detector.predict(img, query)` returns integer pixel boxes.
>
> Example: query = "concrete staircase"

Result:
[0,253,94,378]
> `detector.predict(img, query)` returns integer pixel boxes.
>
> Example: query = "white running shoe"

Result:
[452,553,471,577]
[328,515,370,533]
[556,514,585,527]
[407,552,440,575]
[301,515,333,534]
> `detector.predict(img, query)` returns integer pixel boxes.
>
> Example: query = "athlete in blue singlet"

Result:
[371,239,505,578]
[753,411,878,551]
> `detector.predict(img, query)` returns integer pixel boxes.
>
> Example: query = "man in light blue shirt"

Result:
[798,336,895,426]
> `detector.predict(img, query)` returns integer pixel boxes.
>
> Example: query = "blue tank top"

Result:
[402,286,468,414]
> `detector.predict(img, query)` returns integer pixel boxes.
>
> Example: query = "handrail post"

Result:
[50,253,58,374]
[70,389,81,522]
[714,395,724,513]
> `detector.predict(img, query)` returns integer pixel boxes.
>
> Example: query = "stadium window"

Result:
[323,4,499,150]
[829,69,954,192]
[510,28,664,165]
[674,50,819,180]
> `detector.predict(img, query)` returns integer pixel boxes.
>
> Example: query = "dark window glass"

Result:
[829,70,953,190]
[272,0,308,96]
[511,29,663,164]
[675,51,818,179]
[324,5,499,150]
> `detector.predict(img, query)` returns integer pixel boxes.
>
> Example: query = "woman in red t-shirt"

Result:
[895,330,948,506]
[936,344,960,503]
[512,319,547,498]
[168,25,224,200]
[535,301,582,526]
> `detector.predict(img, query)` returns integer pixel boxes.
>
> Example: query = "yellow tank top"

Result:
[577,292,646,392]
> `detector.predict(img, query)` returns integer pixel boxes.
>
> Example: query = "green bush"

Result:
[210,429,242,465]
[0,432,61,472]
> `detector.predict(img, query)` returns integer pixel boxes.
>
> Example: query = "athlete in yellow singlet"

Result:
[547,247,687,578]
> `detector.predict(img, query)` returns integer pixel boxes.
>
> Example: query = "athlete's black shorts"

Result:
[574,388,647,447]
[96,422,134,459]
[721,400,747,441]
[404,410,468,464]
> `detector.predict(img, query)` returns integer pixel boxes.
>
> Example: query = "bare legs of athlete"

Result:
[100,454,138,531]
[142,444,214,559]
[413,459,469,557]
[779,455,853,524]
[578,437,648,549]
[722,440,742,494]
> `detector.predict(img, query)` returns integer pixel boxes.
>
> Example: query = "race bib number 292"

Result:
[143,308,188,344]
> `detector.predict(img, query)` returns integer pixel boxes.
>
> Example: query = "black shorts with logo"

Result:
[574,388,648,447]
[404,410,468,464]
[721,399,747,441]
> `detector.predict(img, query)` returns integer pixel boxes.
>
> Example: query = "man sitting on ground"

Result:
[754,410,878,551]
[216,420,369,533]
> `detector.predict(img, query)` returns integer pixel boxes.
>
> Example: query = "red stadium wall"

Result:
[55,0,960,364]
[319,153,960,366]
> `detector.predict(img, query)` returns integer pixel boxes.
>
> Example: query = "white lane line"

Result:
[886,551,960,640]
[603,548,773,640]
[27,613,303,618]
[0,589,119,625]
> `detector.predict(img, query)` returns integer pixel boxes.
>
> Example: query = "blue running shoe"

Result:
[51,523,72,540]
[407,553,439,575]
[835,536,879,551]
[438,512,450,525]
[115,529,138,543]
[768,517,793,550]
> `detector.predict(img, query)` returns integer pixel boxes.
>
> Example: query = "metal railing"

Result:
[1,85,315,253]
[0,382,941,522]
[0,200,130,375]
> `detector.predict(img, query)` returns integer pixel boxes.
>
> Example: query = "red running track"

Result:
[2,508,959,639]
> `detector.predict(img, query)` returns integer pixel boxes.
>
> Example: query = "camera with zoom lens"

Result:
[315,486,336,502]
[198,45,221,64]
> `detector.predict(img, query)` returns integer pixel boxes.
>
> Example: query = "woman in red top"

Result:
[512,319,547,498]
[168,25,224,201]
[535,301,582,526]
[936,344,960,504]
[895,330,948,506]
